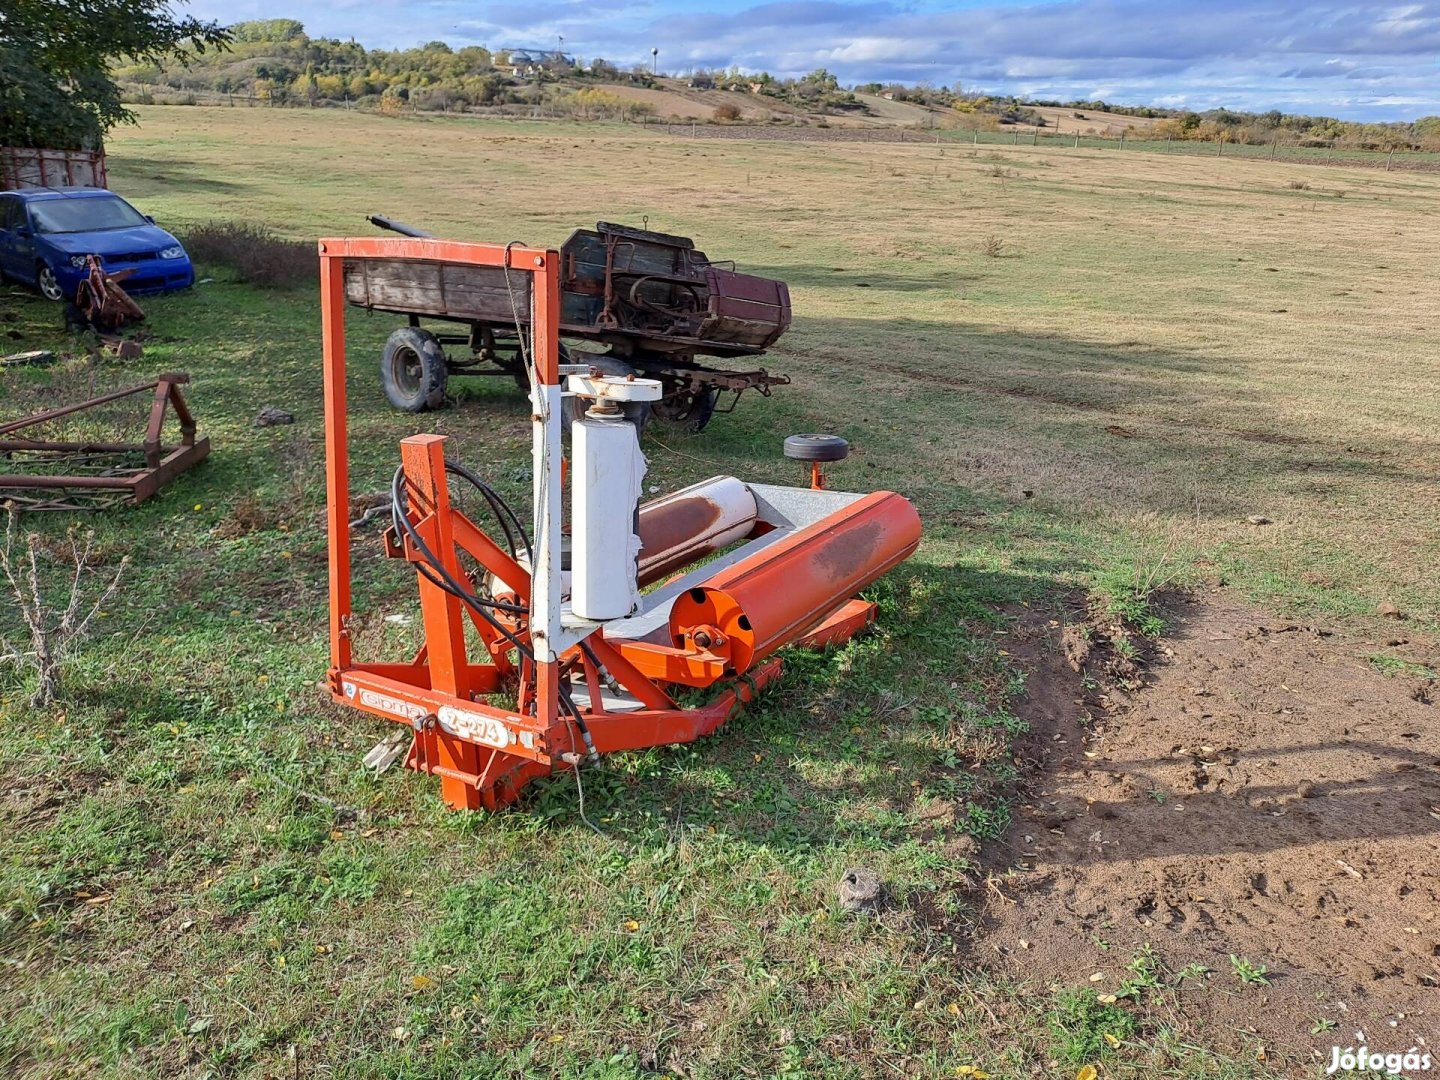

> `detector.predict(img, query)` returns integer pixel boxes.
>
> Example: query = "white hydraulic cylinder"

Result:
[571,414,647,620]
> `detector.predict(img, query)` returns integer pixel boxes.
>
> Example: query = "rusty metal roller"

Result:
[668,490,921,674]
[636,476,758,585]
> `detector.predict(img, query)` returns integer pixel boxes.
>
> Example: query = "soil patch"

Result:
[983,589,1439,1072]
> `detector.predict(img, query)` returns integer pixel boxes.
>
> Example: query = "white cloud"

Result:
[184,0,1440,119]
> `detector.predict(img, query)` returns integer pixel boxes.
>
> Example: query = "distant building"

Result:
[506,49,575,76]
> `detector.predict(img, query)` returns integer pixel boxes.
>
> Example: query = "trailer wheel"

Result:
[381,327,448,412]
[653,387,719,433]
[506,341,572,392]
[564,354,650,435]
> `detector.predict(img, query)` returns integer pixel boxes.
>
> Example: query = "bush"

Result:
[181,221,317,290]
[713,102,741,122]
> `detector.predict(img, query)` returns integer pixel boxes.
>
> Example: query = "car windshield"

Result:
[29,196,148,235]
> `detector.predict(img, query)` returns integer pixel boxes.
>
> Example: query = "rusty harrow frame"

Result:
[0,374,209,510]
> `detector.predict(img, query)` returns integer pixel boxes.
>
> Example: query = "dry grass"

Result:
[104,106,1440,621]
[181,220,318,289]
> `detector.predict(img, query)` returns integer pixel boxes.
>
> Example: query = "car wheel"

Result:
[380,327,448,412]
[36,262,65,302]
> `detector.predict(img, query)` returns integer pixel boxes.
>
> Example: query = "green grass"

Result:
[5,104,1437,1077]
[1367,654,1436,680]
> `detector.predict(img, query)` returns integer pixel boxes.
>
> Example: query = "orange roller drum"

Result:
[667,490,922,674]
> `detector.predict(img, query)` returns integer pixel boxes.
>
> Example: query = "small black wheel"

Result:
[381,327,448,412]
[784,433,849,462]
[507,340,572,392]
[564,354,651,435]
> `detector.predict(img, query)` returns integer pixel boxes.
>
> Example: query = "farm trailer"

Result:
[349,217,792,431]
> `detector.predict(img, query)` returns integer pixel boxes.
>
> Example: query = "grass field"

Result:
[2,105,1438,1078]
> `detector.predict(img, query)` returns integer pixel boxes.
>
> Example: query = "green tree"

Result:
[231,19,303,43]
[0,0,229,148]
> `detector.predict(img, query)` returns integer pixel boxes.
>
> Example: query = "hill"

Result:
[113,19,1440,150]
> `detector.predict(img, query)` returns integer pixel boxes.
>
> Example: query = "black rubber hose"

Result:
[388,468,595,755]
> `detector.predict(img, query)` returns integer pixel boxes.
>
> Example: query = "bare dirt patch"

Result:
[983,589,1439,1069]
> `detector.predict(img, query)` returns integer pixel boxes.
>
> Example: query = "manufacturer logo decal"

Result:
[360,689,427,722]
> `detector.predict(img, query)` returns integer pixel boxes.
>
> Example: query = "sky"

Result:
[181,1,1440,122]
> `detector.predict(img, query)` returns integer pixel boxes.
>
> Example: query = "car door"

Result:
[0,196,20,278]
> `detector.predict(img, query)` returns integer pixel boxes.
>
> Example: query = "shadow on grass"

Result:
[519,559,1065,859]
[106,156,246,197]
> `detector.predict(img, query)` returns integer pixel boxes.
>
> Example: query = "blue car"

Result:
[0,187,194,302]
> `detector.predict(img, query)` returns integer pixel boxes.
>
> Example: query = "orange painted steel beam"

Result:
[795,598,876,650]
[320,248,353,678]
[608,639,731,688]
[580,659,783,754]
[582,633,676,710]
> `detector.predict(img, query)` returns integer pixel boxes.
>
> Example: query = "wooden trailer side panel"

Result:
[343,259,531,321]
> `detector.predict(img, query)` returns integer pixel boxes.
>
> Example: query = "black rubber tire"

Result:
[563,354,651,435]
[784,433,850,462]
[653,387,720,433]
[37,262,65,302]
[380,327,448,412]
[507,340,572,392]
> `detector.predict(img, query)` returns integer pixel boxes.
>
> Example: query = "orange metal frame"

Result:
[319,237,899,810]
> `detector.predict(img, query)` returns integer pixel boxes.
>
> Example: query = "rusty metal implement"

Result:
[0,374,209,510]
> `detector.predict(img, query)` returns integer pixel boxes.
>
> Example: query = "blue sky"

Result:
[182,1,1440,121]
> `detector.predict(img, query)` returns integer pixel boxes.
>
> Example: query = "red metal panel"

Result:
[703,269,792,346]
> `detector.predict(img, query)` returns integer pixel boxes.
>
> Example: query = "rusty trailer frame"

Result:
[0,373,209,510]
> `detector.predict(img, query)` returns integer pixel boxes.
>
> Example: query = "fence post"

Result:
[1120,133,1125,149]
[973,128,978,146]
[1386,147,1394,171]
[1074,131,1079,148]
[1271,140,1277,159]
[1217,138,1223,156]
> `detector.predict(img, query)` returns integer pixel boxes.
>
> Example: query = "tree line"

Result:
[7,9,1439,153]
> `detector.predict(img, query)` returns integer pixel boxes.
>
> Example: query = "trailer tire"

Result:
[653,387,719,433]
[381,327,448,412]
[563,354,650,435]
